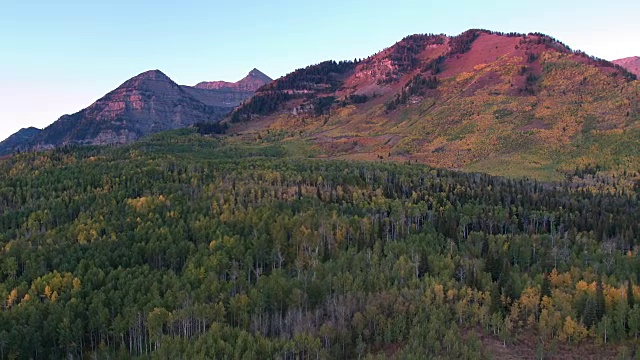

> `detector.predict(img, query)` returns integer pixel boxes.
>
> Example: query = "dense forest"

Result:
[1,131,640,359]
[230,60,357,122]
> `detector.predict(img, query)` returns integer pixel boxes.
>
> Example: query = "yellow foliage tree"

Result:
[560,316,588,343]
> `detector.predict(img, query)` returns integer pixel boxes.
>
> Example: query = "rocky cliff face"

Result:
[0,68,272,154]
[613,56,640,77]
[28,70,230,148]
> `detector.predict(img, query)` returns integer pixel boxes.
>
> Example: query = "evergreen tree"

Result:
[541,272,552,299]
[628,278,635,309]
[596,276,606,322]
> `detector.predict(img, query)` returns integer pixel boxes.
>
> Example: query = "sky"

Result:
[1,0,639,141]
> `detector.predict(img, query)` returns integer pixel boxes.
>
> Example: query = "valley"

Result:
[1,27,639,359]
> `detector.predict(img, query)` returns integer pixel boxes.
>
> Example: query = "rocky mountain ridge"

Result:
[194,68,272,92]
[0,69,271,155]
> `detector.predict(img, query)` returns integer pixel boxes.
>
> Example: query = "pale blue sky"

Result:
[1,0,639,141]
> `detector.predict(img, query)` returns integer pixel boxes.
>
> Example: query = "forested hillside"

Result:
[0,130,639,359]
[227,30,640,182]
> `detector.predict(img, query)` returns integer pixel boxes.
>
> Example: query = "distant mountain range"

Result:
[2,29,640,181]
[0,69,271,155]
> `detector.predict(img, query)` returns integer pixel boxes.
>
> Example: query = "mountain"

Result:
[613,56,640,77]
[28,69,230,149]
[0,127,42,155]
[2,70,233,153]
[194,68,272,92]
[180,69,273,108]
[4,30,640,360]
[228,29,640,180]
[0,68,270,155]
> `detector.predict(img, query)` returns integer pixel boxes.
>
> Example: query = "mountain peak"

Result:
[23,68,227,150]
[247,68,270,80]
[116,69,180,93]
[124,69,173,83]
[194,69,272,91]
[3,64,269,154]
[238,68,272,91]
